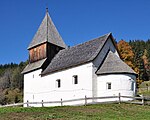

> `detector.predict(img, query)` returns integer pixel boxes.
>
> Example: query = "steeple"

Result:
[27,9,67,63]
[28,9,67,50]
[46,7,48,13]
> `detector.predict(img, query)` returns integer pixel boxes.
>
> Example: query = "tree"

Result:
[129,40,150,81]
[11,67,23,89]
[145,40,150,80]
[117,40,142,87]
[117,40,135,70]
[0,61,27,105]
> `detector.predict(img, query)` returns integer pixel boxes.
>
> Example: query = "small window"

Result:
[131,82,134,91]
[107,83,111,90]
[56,79,61,88]
[73,75,78,84]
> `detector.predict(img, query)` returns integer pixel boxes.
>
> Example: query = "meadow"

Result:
[0,103,150,120]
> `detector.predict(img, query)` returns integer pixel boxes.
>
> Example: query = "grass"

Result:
[138,81,150,96]
[139,90,150,96]
[0,103,150,120]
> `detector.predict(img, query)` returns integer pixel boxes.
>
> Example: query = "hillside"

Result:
[0,103,150,120]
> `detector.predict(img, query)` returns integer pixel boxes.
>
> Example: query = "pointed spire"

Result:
[28,9,67,49]
[46,7,48,13]
[46,7,49,43]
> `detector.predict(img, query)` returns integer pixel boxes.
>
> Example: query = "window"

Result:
[56,79,61,88]
[107,82,111,90]
[131,82,134,91]
[73,75,78,84]
[129,79,134,91]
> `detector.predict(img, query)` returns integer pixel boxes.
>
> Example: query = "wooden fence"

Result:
[1,93,150,107]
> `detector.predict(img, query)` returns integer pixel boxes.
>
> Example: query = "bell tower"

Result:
[28,8,67,63]
[22,8,67,74]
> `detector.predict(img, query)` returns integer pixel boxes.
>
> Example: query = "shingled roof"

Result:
[42,33,111,75]
[21,58,47,74]
[28,10,67,49]
[96,51,137,75]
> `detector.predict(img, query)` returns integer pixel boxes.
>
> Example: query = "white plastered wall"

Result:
[24,69,42,106]
[92,37,119,98]
[24,63,93,107]
[97,74,136,102]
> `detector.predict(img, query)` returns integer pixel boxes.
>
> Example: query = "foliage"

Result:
[0,61,27,105]
[117,40,135,70]
[0,104,150,120]
[3,88,23,104]
[118,39,150,87]
[117,40,141,87]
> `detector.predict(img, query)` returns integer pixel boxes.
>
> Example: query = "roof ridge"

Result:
[68,33,111,49]
[46,8,49,43]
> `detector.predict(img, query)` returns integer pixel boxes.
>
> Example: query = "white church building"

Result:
[22,10,137,107]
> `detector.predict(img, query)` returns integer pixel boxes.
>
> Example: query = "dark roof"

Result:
[42,33,111,75]
[21,58,47,74]
[96,51,137,75]
[28,11,67,49]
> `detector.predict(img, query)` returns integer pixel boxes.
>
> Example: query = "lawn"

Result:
[0,103,150,120]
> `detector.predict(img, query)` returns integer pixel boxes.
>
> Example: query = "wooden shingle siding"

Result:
[29,43,46,63]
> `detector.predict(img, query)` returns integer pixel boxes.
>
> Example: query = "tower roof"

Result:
[28,10,67,49]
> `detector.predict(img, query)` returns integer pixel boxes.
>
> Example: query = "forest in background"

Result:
[117,39,150,87]
[0,61,28,105]
[0,39,150,105]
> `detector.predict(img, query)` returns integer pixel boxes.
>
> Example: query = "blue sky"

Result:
[0,0,150,64]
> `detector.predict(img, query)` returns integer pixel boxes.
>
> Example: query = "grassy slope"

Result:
[138,81,150,96]
[0,103,150,120]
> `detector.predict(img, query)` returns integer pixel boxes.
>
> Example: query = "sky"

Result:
[0,0,150,64]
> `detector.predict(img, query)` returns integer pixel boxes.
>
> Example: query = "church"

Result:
[22,10,137,107]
